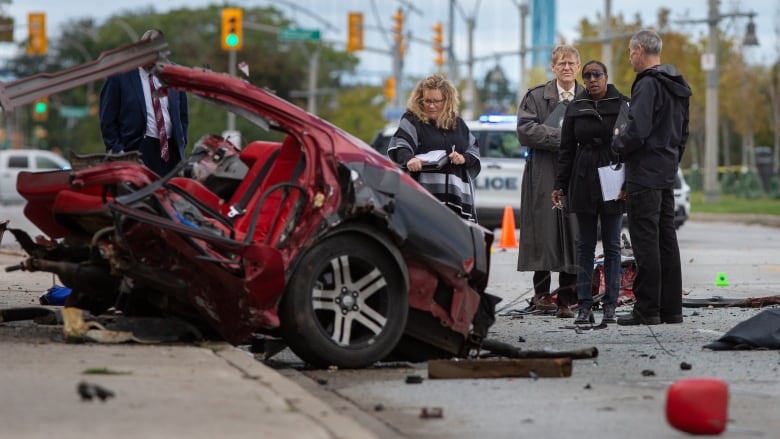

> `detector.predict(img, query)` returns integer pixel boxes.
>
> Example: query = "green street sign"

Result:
[279,28,320,41]
[59,106,89,118]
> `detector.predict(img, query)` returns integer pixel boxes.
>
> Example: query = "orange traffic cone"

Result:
[496,205,519,249]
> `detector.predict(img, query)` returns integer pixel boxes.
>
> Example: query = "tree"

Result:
[477,64,513,115]
[7,6,373,154]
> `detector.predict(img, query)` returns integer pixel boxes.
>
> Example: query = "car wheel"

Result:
[280,234,408,369]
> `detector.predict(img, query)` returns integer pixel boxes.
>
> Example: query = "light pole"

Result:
[512,0,528,105]
[678,0,759,203]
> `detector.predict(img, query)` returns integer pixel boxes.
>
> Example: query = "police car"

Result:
[370,114,526,229]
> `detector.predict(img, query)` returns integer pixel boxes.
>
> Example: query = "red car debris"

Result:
[1,35,500,368]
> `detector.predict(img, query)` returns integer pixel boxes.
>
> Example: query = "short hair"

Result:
[406,74,460,130]
[630,29,662,56]
[550,45,580,66]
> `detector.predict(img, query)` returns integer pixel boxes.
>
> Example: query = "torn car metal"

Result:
[1,34,498,369]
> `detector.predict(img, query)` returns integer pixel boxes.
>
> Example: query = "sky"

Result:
[4,0,778,88]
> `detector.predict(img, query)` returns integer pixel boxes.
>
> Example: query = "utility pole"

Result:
[514,0,528,104]
[463,16,476,120]
[447,0,458,81]
[677,0,759,203]
[601,0,613,77]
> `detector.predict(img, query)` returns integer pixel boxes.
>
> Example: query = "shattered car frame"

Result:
[1,35,498,368]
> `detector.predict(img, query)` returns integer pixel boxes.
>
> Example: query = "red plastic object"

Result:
[666,378,729,435]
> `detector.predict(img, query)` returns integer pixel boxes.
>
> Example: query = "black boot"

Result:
[574,306,594,325]
[602,304,617,324]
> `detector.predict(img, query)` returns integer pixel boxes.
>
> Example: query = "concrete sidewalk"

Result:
[0,249,377,439]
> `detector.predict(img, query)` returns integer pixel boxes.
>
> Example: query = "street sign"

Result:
[279,28,321,41]
[59,106,89,118]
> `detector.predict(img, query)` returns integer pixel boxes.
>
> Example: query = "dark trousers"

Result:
[140,136,179,176]
[626,186,682,318]
[533,270,577,302]
[574,211,623,308]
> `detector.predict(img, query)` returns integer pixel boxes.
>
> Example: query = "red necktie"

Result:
[148,75,170,161]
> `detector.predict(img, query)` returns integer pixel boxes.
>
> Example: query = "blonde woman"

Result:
[387,74,481,221]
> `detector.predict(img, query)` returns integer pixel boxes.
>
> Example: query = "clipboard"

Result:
[407,150,449,171]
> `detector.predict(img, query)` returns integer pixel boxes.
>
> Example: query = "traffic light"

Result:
[27,12,46,55]
[347,12,363,53]
[392,8,405,58]
[383,77,396,102]
[32,96,48,122]
[432,22,445,67]
[0,16,13,43]
[221,8,243,51]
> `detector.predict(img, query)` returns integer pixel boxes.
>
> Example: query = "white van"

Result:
[0,149,71,204]
[370,114,527,229]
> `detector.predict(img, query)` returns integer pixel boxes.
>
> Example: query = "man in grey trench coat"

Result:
[516,44,582,317]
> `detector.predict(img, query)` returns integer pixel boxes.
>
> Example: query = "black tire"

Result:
[279,233,408,369]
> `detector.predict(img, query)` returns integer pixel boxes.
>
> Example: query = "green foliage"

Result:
[9,6,374,154]
[691,191,780,215]
[318,86,388,145]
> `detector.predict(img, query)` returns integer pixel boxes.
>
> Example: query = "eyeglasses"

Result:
[422,98,445,106]
[582,71,605,80]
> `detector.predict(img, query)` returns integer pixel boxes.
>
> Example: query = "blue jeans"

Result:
[574,212,623,308]
[626,187,682,318]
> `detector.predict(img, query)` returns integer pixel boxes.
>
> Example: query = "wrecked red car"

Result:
[1,35,498,368]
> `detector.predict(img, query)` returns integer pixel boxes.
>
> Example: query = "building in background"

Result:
[531,0,556,69]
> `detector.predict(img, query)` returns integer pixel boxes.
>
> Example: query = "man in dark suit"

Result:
[99,29,188,176]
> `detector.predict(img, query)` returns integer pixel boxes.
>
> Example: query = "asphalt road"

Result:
[271,219,780,439]
[2,206,780,438]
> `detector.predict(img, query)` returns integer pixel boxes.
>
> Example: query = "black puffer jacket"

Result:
[556,84,630,215]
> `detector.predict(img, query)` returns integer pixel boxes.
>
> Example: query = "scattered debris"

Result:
[428,357,572,379]
[0,307,56,324]
[39,285,71,306]
[680,362,692,370]
[683,295,780,308]
[61,307,200,344]
[374,403,384,412]
[641,369,656,377]
[82,367,131,376]
[420,407,443,419]
[480,339,598,360]
[704,308,780,350]
[316,378,328,385]
[77,381,115,402]
[405,375,424,384]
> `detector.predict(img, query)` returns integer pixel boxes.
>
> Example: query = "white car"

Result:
[371,114,527,230]
[0,149,71,204]
[674,167,691,229]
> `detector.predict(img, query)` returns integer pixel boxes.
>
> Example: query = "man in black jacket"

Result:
[612,29,692,326]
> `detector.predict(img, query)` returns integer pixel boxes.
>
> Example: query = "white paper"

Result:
[415,150,447,164]
[598,164,625,201]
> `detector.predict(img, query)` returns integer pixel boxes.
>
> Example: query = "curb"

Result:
[216,347,379,439]
[689,213,780,228]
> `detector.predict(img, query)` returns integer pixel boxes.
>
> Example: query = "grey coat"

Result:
[515,79,582,273]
